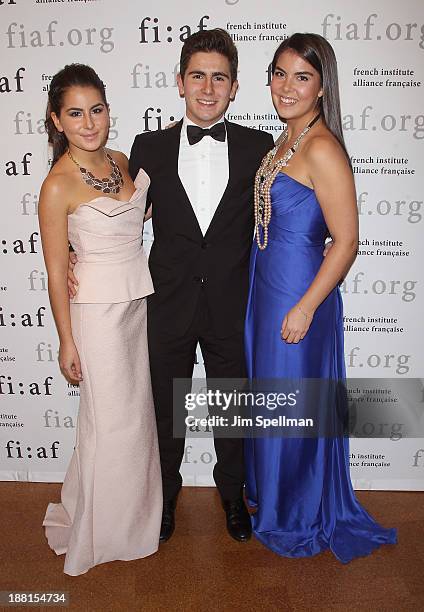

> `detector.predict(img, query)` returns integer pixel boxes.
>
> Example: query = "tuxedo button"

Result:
[201,241,209,249]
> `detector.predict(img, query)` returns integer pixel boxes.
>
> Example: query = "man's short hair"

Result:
[179,28,238,83]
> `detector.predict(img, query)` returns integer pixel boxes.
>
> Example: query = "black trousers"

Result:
[147,290,246,502]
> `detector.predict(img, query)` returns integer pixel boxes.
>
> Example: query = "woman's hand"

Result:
[281,304,314,344]
[59,341,83,384]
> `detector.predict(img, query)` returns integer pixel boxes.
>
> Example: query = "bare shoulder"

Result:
[304,132,352,188]
[39,165,73,214]
[107,148,129,170]
[304,129,354,193]
[304,131,347,166]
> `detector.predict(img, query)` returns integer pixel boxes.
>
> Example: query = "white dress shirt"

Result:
[178,115,229,236]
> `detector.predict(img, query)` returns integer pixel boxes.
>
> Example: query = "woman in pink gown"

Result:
[38,64,162,576]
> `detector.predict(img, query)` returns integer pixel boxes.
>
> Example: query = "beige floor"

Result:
[0,484,422,611]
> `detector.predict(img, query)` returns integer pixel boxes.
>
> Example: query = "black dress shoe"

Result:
[222,498,252,542]
[160,499,176,542]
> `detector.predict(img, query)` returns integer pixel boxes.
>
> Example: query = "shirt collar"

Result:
[182,114,226,130]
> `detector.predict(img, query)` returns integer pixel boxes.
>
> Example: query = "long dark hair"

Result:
[45,64,107,167]
[271,33,349,159]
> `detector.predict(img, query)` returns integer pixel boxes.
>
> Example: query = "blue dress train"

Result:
[244,173,397,563]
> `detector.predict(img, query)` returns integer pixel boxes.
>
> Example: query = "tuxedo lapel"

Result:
[166,120,203,239]
[205,120,244,239]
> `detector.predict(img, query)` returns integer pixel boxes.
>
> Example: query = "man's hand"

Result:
[68,251,78,299]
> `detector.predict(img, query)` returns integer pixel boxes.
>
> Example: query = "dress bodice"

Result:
[268,172,328,246]
[68,168,153,304]
[252,172,329,306]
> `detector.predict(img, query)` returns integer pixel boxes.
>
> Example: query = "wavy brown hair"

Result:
[45,64,107,167]
[272,33,349,160]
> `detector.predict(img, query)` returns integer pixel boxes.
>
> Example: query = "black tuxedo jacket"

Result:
[129,119,274,337]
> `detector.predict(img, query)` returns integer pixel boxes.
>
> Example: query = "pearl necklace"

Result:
[254,114,321,250]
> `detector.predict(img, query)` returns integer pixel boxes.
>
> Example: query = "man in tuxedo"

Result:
[128,28,274,543]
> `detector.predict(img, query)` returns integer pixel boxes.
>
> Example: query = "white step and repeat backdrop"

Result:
[1,0,423,489]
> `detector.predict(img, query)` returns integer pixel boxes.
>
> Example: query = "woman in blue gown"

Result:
[244,33,396,562]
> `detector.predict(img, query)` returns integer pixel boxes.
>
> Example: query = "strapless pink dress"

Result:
[43,169,162,576]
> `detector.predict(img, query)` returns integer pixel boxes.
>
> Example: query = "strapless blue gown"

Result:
[244,173,397,563]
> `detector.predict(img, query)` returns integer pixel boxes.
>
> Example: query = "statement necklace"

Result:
[67,148,124,194]
[254,114,321,250]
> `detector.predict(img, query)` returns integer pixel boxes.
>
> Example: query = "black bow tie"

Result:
[187,122,226,145]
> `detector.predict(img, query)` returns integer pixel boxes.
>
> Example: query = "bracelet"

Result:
[297,305,310,320]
